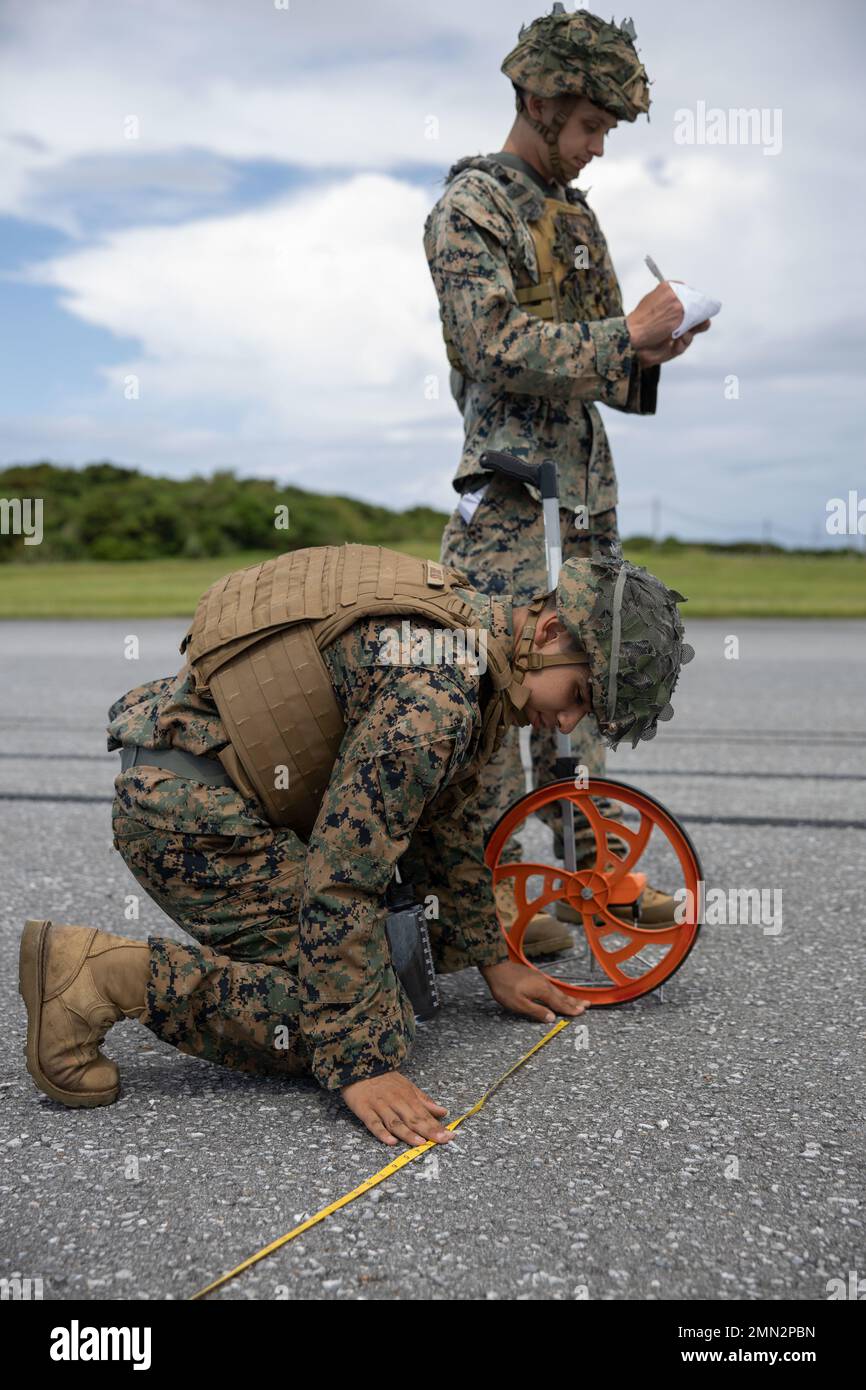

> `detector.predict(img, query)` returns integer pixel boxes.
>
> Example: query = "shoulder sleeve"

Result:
[297,664,476,1091]
[425,170,521,268]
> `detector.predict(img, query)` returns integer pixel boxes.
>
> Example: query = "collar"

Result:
[486,150,566,200]
[452,586,511,640]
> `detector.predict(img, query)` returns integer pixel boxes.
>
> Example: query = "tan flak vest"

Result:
[441,157,622,377]
[181,544,522,840]
[512,193,616,326]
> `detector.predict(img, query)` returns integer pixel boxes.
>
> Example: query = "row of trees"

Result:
[3,461,857,563]
[0,462,448,562]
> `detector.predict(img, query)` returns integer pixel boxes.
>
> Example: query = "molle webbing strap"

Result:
[195,570,232,651]
[210,624,345,840]
[376,553,396,600]
[119,743,235,787]
[514,195,592,323]
[310,548,480,650]
[506,595,545,711]
[186,545,515,835]
[515,281,555,319]
[504,594,594,703]
[500,169,549,221]
[237,562,260,635]
[187,547,341,686]
[339,543,362,607]
[516,200,561,317]
[524,651,590,669]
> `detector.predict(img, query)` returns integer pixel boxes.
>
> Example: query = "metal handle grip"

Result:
[479,450,560,502]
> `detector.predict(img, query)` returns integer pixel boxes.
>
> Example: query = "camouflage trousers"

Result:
[440,471,622,866]
[112,768,320,1082]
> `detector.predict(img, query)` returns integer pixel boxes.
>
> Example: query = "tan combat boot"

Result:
[555,885,678,929]
[493,879,573,959]
[19,920,149,1108]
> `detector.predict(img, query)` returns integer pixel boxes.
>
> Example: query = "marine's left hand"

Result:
[636,317,711,368]
[479,960,588,1023]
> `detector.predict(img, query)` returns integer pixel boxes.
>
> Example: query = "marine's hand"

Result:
[479,960,588,1024]
[635,318,712,368]
[341,1070,453,1148]
[626,281,684,349]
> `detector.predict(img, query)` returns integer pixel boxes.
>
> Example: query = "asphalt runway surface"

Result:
[1,618,864,1301]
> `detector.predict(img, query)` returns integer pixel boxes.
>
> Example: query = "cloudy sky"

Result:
[0,0,863,545]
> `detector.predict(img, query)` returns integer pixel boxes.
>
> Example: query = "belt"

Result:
[119,744,236,788]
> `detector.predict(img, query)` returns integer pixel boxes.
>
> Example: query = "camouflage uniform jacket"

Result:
[106,590,512,1090]
[423,153,660,516]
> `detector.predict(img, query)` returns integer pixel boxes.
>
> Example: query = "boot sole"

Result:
[19,919,120,1108]
[522,932,574,958]
[555,902,676,931]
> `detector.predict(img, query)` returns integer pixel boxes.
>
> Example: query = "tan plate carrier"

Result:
[182,544,517,840]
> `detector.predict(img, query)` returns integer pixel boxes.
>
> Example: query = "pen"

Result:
[645,255,666,283]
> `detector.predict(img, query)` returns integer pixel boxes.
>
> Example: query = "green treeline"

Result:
[1,461,862,565]
[0,462,448,563]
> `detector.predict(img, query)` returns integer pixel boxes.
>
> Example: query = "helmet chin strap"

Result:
[504,595,589,727]
[518,93,578,186]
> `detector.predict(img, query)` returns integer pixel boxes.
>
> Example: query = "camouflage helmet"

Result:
[501,6,651,124]
[555,556,694,749]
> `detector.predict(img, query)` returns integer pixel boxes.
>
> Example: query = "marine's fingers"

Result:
[413,1086,448,1116]
[520,996,557,1023]
[393,1103,453,1145]
[548,987,587,1016]
[360,1108,399,1146]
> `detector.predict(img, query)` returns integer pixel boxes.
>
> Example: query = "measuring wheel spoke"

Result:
[494,862,576,914]
[484,778,702,1005]
[593,812,653,881]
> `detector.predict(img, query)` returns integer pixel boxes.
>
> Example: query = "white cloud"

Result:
[30,172,445,430]
[1,0,864,538]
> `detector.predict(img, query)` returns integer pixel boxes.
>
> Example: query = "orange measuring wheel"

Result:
[484,778,702,1006]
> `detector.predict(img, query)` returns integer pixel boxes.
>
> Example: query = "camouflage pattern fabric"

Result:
[440,468,623,865]
[108,611,512,1093]
[501,10,651,123]
[423,154,658,517]
[556,554,694,748]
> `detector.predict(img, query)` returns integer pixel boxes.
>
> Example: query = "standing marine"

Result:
[18,542,693,1148]
[423,6,711,930]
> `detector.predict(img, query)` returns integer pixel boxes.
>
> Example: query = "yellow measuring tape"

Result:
[190,1017,570,1300]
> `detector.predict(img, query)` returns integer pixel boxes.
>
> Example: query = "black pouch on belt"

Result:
[384,880,440,1023]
